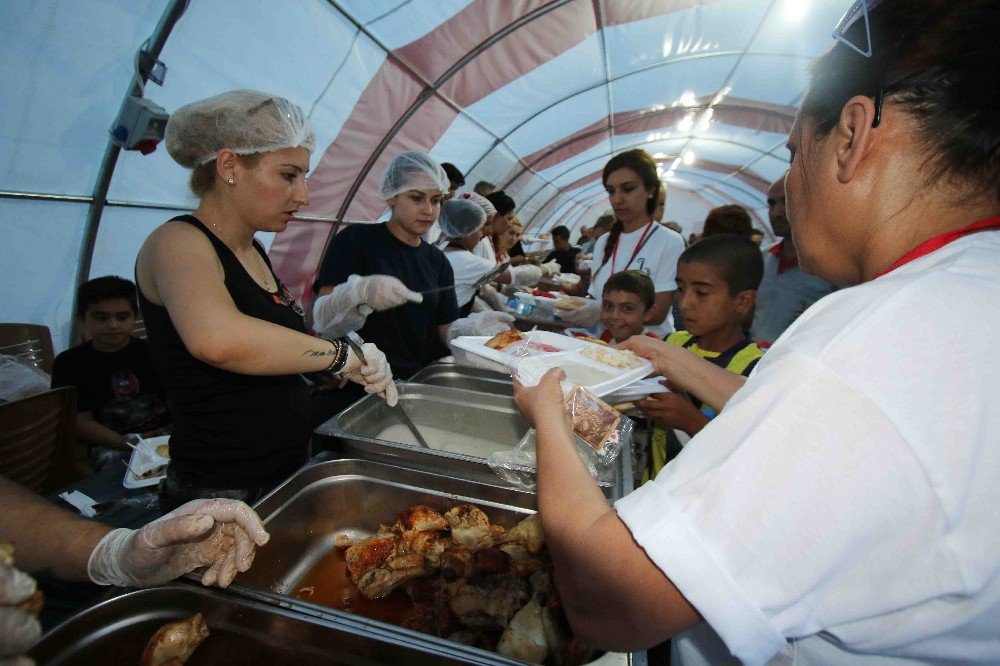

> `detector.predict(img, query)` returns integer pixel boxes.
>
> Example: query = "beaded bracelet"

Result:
[323,340,348,374]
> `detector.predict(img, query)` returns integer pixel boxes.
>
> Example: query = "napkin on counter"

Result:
[59,490,99,518]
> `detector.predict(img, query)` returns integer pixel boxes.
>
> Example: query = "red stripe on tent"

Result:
[271,0,712,305]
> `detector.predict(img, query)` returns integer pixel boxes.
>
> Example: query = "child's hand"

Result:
[513,367,567,428]
[637,385,709,437]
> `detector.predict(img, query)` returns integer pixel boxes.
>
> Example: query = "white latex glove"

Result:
[447,311,517,343]
[509,264,544,287]
[87,499,269,589]
[313,274,423,338]
[556,298,602,327]
[340,342,398,406]
[0,563,41,661]
[540,260,561,276]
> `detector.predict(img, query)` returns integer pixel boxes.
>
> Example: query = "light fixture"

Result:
[666,170,676,178]
[670,157,682,171]
[677,113,695,132]
[683,150,695,165]
[678,91,697,107]
[697,108,714,132]
[784,0,808,22]
[653,152,666,159]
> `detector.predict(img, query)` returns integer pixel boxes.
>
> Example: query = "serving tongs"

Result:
[419,261,510,296]
[343,334,431,449]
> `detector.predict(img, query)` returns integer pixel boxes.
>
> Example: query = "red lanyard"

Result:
[875,216,1000,278]
[611,220,655,274]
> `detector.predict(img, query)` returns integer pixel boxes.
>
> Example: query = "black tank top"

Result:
[137,215,311,490]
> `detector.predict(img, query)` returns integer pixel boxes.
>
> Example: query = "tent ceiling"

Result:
[0,0,851,349]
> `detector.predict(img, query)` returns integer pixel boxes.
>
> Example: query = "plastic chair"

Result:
[0,387,77,494]
[0,323,55,375]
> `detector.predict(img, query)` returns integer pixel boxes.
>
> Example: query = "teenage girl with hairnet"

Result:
[312,151,514,388]
[134,90,395,512]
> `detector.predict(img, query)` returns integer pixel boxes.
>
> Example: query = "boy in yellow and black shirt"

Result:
[639,234,765,481]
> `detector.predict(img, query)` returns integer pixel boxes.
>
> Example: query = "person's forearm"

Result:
[534,407,698,649]
[0,477,111,580]
[663,346,747,411]
[190,315,346,376]
[76,414,127,450]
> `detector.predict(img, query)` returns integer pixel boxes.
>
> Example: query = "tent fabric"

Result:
[0,0,850,351]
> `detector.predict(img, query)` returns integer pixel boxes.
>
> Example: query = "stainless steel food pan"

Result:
[29,584,473,665]
[317,383,627,498]
[228,458,639,666]
[317,383,531,481]
[407,362,513,397]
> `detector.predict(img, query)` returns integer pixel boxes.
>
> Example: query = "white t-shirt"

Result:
[615,231,1000,664]
[588,223,685,337]
[473,237,497,265]
[444,249,496,309]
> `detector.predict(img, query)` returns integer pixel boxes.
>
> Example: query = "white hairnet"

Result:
[457,191,497,218]
[438,198,487,239]
[165,89,315,167]
[380,150,450,200]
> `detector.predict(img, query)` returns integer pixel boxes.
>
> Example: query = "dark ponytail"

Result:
[600,219,625,267]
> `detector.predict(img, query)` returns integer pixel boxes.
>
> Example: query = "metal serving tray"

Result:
[228,458,640,666]
[408,362,513,397]
[316,383,626,498]
[29,584,472,665]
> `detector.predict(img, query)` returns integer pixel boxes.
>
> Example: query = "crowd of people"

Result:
[2,0,998,662]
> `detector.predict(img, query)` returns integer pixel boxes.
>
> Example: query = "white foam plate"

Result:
[514,350,653,398]
[451,330,594,372]
[603,377,670,404]
[122,435,170,489]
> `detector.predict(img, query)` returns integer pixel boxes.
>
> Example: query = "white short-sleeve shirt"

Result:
[444,249,496,309]
[615,231,1000,664]
[588,223,686,337]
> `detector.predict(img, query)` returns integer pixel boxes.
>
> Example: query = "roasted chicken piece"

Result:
[343,533,399,583]
[395,505,448,534]
[448,573,529,629]
[140,613,209,666]
[497,598,548,664]
[445,504,495,550]
[439,545,474,580]
[500,513,545,554]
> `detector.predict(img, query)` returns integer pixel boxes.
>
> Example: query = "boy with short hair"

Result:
[598,271,660,344]
[51,276,171,470]
[638,235,765,478]
[543,225,582,275]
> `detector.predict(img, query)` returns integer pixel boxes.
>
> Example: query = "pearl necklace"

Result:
[206,218,274,291]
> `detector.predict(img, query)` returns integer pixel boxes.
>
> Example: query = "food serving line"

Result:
[36,327,653,665]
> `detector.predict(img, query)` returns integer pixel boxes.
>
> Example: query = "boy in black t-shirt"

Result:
[51,276,171,470]
[542,225,582,275]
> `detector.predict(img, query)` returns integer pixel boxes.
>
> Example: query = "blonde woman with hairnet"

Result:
[313,151,514,398]
[134,90,395,512]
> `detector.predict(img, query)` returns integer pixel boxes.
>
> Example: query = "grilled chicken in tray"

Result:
[334,503,594,664]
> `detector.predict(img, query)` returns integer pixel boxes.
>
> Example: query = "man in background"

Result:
[751,173,837,345]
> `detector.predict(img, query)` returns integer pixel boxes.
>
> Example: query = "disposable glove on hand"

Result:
[0,563,42,661]
[87,499,269,589]
[509,264,544,287]
[313,274,423,338]
[447,311,516,343]
[340,342,398,406]
[540,260,561,276]
[556,298,601,327]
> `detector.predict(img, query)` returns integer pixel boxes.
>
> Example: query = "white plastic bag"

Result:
[0,355,49,403]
